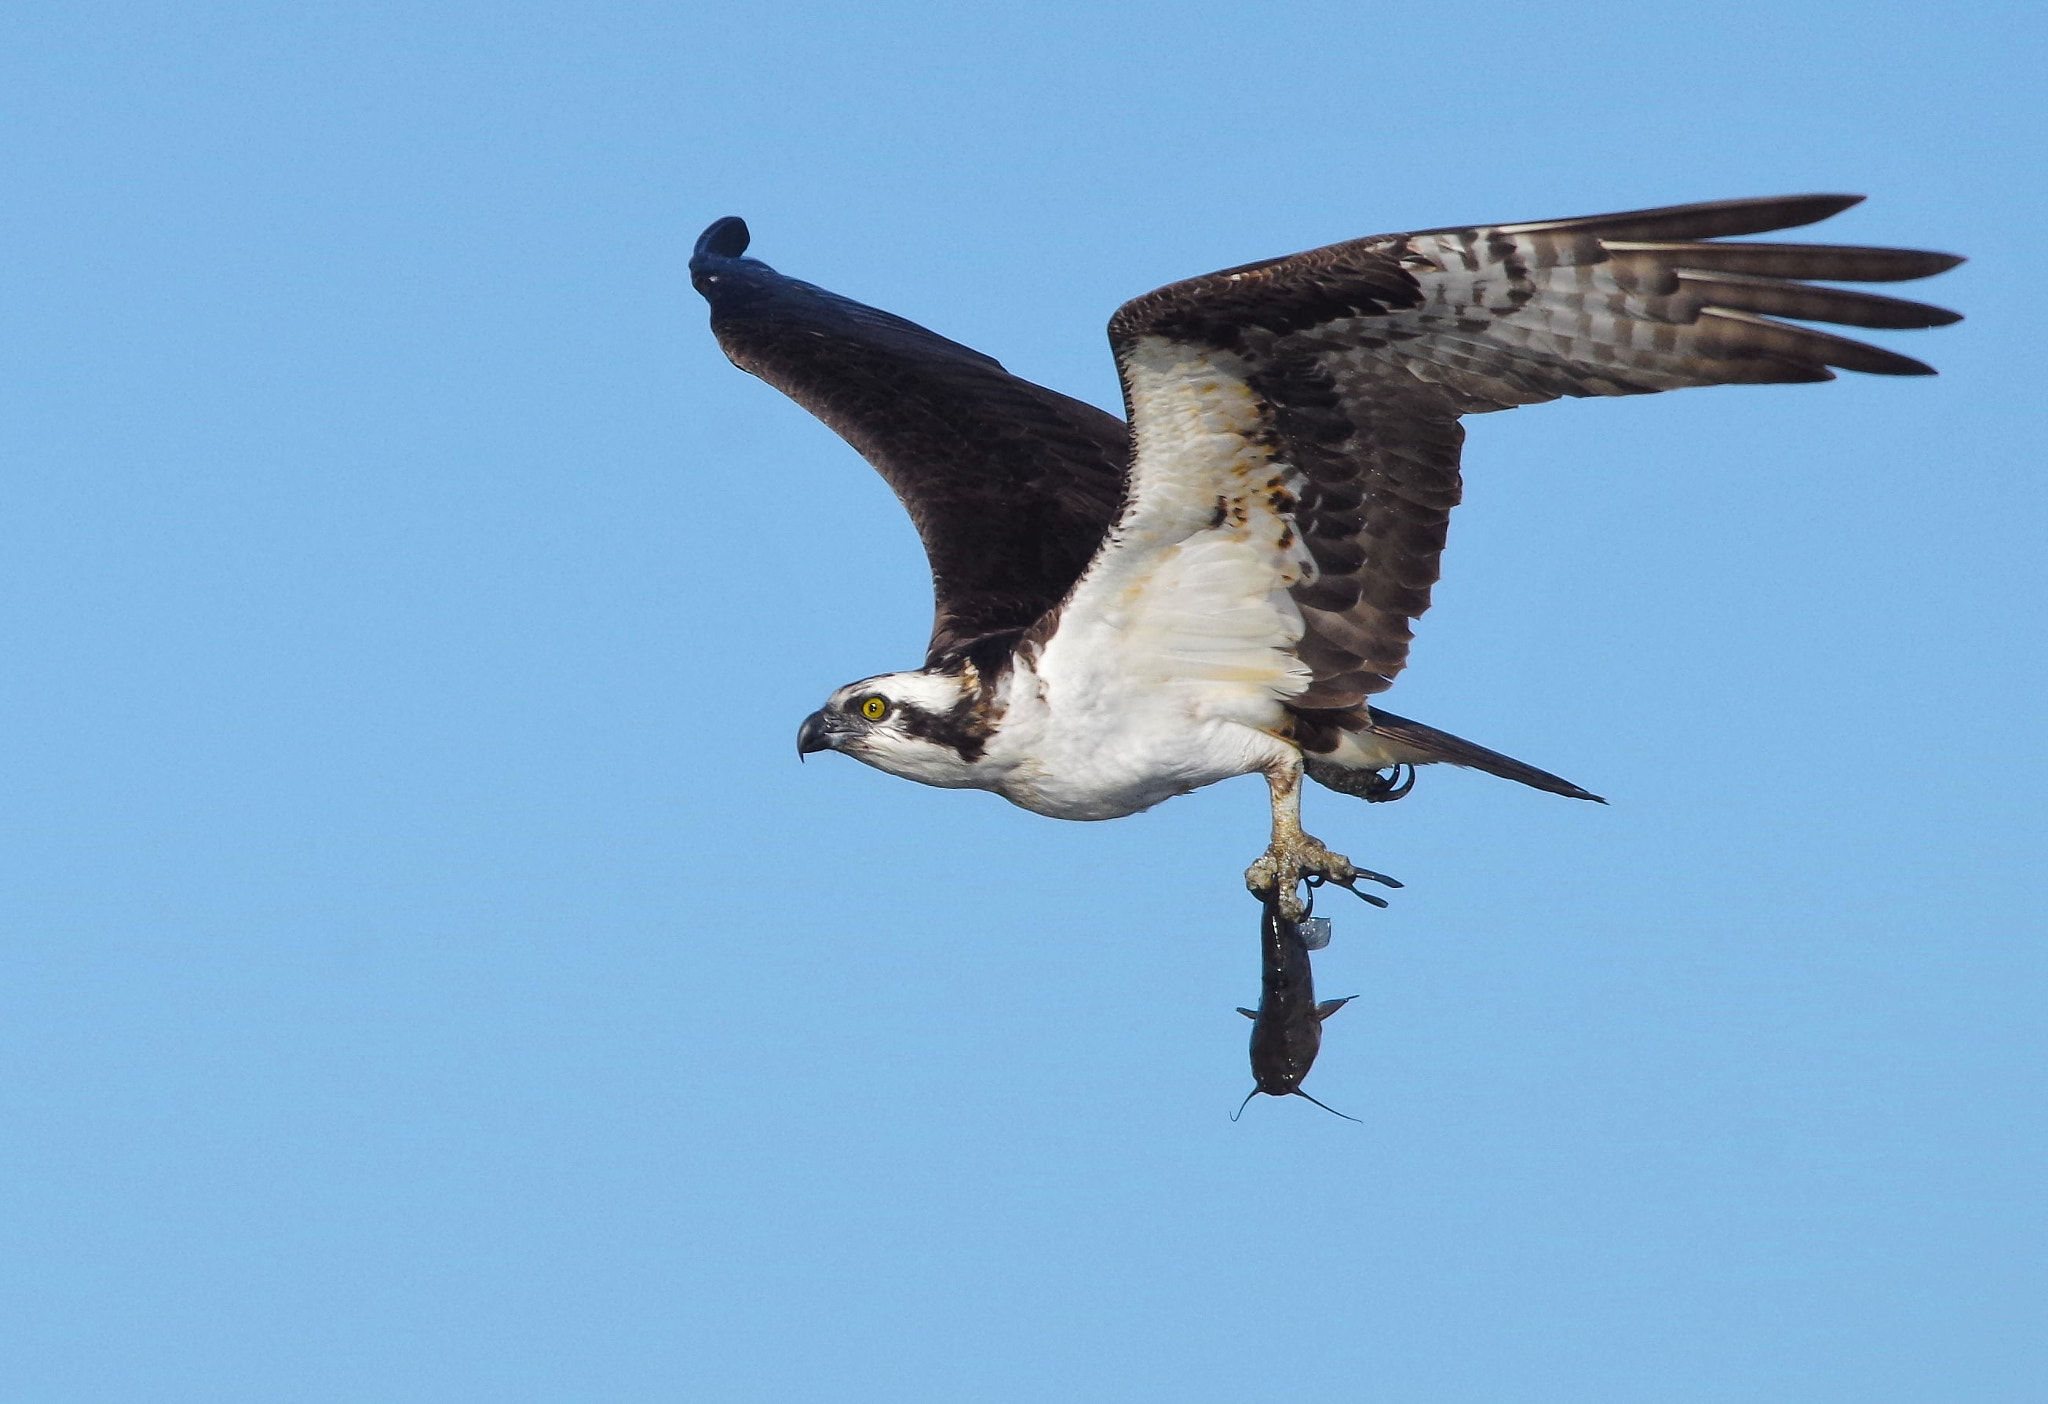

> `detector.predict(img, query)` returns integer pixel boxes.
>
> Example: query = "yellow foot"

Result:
[1245,835,1401,919]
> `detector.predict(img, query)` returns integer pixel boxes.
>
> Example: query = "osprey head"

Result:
[796,670,995,788]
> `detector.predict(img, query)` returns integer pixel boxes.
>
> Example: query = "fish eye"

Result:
[859,695,889,721]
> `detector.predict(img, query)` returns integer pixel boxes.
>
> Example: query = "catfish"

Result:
[1232,892,1358,1122]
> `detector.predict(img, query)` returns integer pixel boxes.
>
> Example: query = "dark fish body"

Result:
[1236,897,1356,1119]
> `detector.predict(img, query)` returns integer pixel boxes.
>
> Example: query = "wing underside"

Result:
[691,218,1129,667]
[1056,194,1961,736]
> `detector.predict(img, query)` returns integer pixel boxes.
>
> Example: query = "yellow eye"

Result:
[859,695,889,721]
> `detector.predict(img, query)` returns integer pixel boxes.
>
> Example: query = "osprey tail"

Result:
[1300,706,1604,804]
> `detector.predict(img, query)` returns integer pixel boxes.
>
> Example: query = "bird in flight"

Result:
[691,196,1960,917]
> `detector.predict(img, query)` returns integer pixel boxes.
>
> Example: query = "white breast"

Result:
[978,654,1296,821]
[967,338,1312,820]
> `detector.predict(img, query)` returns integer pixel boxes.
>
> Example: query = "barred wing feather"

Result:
[1045,195,1960,717]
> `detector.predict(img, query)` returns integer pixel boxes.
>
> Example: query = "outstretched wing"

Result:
[691,218,1129,667]
[1040,195,1962,717]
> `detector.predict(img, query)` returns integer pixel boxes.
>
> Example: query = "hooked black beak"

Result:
[796,709,837,759]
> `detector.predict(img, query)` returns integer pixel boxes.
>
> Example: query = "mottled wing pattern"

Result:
[1096,194,1962,715]
[1028,342,1316,726]
[691,218,1129,667]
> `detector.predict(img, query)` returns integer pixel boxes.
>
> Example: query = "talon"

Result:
[1365,763,1416,803]
[1249,758,1397,921]
[1245,832,1395,919]
[1329,867,1402,892]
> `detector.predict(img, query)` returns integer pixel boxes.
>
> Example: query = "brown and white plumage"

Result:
[1095,195,1959,738]
[696,196,1960,908]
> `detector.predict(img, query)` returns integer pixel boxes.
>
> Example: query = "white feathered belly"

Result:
[981,681,1296,821]
[975,343,1318,821]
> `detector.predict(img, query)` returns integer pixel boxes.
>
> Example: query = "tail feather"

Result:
[1307,707,1605,803]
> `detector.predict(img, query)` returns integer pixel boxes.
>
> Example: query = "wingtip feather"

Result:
[693,216,752,264]
[1495,193,1870,242]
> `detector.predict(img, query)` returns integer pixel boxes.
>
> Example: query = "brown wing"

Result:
[1107,194,1963,710]
[692,217,1129,667]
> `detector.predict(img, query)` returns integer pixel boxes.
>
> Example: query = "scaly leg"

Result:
[1244,754,1400,919]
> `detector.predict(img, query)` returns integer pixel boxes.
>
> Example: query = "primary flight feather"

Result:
[692,196,1960,914]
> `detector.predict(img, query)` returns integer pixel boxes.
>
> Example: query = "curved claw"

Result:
[1247,840,1400,920]
[1365,764,1417,804]
[1306,873,1388,909]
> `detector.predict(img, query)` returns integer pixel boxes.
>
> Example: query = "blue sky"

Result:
[0,2,2041,1399]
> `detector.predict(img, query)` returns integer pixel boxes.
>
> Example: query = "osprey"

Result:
[692,196,1960,916]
